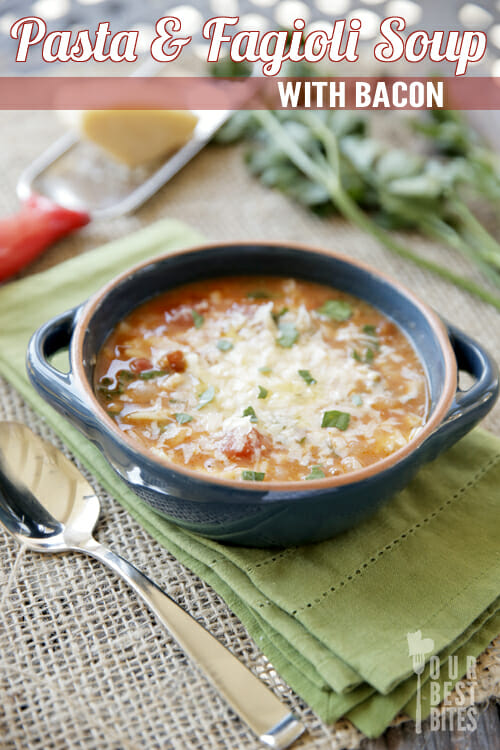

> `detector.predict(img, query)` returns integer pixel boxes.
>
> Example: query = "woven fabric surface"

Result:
[0,111,499,750]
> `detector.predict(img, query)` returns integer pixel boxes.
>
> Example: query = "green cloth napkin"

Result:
[0,219,499,738]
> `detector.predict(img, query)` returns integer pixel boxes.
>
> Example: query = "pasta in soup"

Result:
[94,277,428,482]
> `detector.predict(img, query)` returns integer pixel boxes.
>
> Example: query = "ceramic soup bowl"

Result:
[27,243,499,547]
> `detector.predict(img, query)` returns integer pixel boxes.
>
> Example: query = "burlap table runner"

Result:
[0,111,499,749]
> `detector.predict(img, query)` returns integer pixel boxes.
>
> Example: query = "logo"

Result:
[407,630,478,734]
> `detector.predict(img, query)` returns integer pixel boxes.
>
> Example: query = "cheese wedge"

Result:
[79,109,199,167]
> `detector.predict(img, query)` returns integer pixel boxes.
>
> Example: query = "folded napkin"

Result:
[0,219,499,738]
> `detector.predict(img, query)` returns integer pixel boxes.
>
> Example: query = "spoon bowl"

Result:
[0,421,99,551]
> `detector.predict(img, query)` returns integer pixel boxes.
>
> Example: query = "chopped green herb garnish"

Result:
[242,470,266,481]
[351,394,363,406]
[139,370,167,380]
[297,436,306,444]
[277,320,299,348]
[98,384,123,398]
[100,376,113,387]
[175,413,193,424]
[306,465,325,480]
[243,405,258,422]
[217,339,234,352]
[259,366,272,374]
[298,369,316,385]
[117,369,135,382]
[247,290,274,299]
[272,306,289,324]
[322,410,351,430]
[353,348,375,364]
[317,300,352,321]
[191,309,204,329]
[197,385,215,409]
[362,325,380,350]
[257,385,268,399]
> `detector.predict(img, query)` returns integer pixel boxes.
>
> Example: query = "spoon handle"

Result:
[80,538,304,749]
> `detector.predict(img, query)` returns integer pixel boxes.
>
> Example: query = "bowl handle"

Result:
[26,306,97,435]
[423,324,499,462]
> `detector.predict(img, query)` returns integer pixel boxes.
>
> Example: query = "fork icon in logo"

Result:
[407,630,435,734]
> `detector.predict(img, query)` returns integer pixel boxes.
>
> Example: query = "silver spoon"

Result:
[0,422,304,749]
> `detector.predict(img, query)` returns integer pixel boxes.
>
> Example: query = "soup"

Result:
[94,277,428,482]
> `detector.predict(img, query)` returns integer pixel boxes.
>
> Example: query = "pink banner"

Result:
[0,76,499,110]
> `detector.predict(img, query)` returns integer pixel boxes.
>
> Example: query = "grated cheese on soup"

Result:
[94,277,428,482]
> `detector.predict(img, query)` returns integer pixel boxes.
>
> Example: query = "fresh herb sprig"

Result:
[215,108,500,311]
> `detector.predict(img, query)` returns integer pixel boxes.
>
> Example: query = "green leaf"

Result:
[197,385,215,409]
[386,174,442,200]
[298,369,316,385]
[316,300,352,321]
[322,410,350,430]
[100,376,113,387]
[283,119,318,151]
[375,149,422,182]
[242,470,266,481]
[365,348,375,363]
[209,57,252,78]
[341,136,382,174]
[214,111,257,144]
[353,350,362,362]
[328,110,366,137]
[175,413,193,424]
[191,309,204,329]
[277,321,299,348]
[351,394,363,406]
[246,145,290,175]
[257,386,268,399]
[260,165,299,189]
[243,405,258,423]
[362,324,377,336]
[139,370,167,380]
[217,339,233,352]
[285,177,331,206]
[306,465,325,480]
[259,366,272,374]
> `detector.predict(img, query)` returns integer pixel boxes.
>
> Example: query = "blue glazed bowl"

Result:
[27,243,499,547]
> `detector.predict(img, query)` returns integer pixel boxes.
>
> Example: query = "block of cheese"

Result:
[79,109,199,168]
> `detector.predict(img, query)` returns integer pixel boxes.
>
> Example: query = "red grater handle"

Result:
[0,194,90,282]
